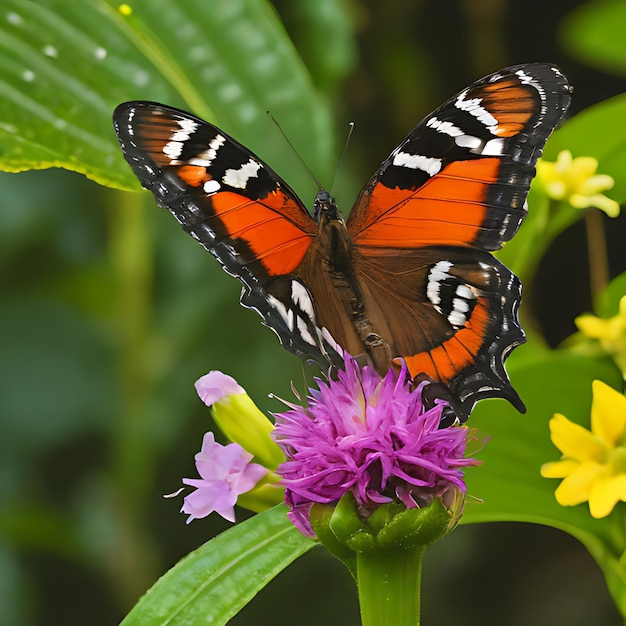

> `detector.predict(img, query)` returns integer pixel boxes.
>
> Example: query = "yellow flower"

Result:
[536,149,620,217]
[541,380,626,518]
[576,296,626,380]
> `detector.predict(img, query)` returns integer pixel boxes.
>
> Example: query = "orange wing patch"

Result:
[478,77,538,138]
[211,190,314,276]
[400,299,490,383]
[177,165,212,187]
[354,158,499,248]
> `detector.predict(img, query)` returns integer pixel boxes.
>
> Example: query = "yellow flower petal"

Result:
[576,304,626,377]
[575,313,610,338]
[540,459,580,478]
[548,413,606,462]
[590,380,626,447]
[543,379,626,517]
[569,156,598,179]
[612,474,626,500]
[589,194,621,218]
[579,174,614,195]
[536,150,620,217]
[554,462,603,506]
[555,149,573,171]
[588,473,623,518]
[545,180,566,199]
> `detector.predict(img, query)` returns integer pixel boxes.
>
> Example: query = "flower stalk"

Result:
[357,544,426,626]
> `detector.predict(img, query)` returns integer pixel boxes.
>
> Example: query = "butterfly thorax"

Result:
[313,189,351,267]
[312,188,393,374]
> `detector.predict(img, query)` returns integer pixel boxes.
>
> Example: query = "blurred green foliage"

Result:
[1,0,626,624]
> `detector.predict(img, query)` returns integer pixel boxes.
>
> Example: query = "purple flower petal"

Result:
[195,371,245,407]
[273,355,478,531]
[175,431,267,523]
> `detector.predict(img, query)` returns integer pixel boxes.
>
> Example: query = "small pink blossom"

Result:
[195,371,245,406]
[177,432,267,523]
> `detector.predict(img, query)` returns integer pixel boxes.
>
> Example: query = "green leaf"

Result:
[598,271,626,317]
[280,0,358,92]
[121,505,314,625]
[560,0,626,76]
[0,0,334,198]
[462,343,626,613]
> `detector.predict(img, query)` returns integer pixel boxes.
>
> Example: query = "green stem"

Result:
[106,189,159,606]
[356,545,426,626]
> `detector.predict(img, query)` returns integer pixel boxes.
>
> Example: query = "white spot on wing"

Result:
[203,179,221,194]
[392,151,441,176]
[187,134,226,166]
[456,90,498,134]
[455,284,473,300]
[321,326,342,353]
[426,261,452,308]
[94,47,107,60]
[268,294,289,323]
[427,116,464,137]
[452,297,470,313]
[296,317,316,346]
[291,281,315,320]
[448,308,467,327]
[482,137,505,156]
[43,45,58,58]
[22,69,35,82]
[454,135,481,150]
[515,68,539,89]
[163,118,200,161]
[223,158,261,189]
[163,141,183,160]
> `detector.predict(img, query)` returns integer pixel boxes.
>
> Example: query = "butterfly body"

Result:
[114,63,571,420]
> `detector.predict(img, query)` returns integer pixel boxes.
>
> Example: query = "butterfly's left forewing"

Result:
[113,102,338,364]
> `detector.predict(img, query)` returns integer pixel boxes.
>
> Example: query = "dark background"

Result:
[1,1,624,624]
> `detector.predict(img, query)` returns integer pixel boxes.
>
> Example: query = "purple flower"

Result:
[177,432,267,523]
[273,356,478,536]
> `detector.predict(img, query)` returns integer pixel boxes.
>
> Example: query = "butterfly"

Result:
[113,63,571,421]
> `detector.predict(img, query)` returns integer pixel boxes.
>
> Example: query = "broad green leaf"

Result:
[0,0,334,198]
[279,0,358,92]
[462,344,625,613]
[560,0,626,76]
[122,505,314,625]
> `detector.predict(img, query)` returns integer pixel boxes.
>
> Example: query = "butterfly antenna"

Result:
[267,111,324,190]
[329,121,355,194]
